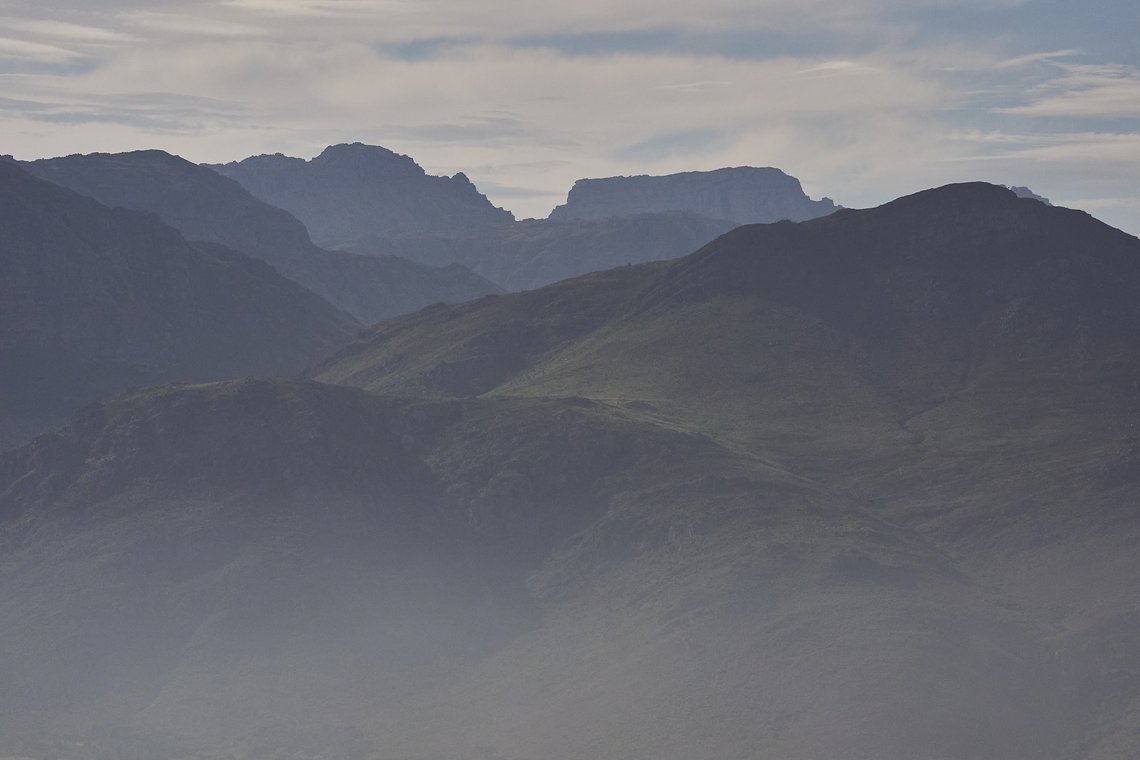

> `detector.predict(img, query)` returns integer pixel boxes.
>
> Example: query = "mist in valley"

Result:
[1,1,1139,759]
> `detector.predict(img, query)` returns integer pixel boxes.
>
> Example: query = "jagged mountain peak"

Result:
[23,149,500,325]
[208,143,514,246]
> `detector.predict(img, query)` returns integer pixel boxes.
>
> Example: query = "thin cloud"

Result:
[381,115,538,145]
[2,19,136,44]
[124,11,269,39]
[652,80,733,92]
[797,60,879,75]
[221,0,396,16]
[993,49,1080,69]
[997,63,1140,118]
[0,37,85,63]
[0,0,1134,233]
[950,131,1140,167]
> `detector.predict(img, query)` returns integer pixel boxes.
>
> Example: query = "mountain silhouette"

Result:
[25,150,500,324]
[549,166,837,223]
[0,160,358,448]
[208,143,515,249]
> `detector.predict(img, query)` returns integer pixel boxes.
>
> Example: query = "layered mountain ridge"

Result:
[1,181,1137,759]
[209,145,841,291]
[24,150,500,323]
[208,143,515,249]
[349,211,737,291]
[0,160,359,450]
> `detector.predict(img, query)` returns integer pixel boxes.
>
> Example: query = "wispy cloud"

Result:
[220,0,398,16]
[0,0,1133,232]
[797,60,879,75]
[998,63,1140,118]
[993,49,1080,69]
[2,19,135,45]
[651,80,733,92]
[124,11,269,39]
[0,37,85,63]
[381,114,545,145]
[614,129,733,162]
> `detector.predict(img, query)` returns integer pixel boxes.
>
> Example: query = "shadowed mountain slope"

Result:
[24,151,500,324]
[0,376,1078,760]
[1,183,1138,760]
[0,161,359,448]
[314,183,1140,756]
[208,143,514,249]
[346,165,836,293]
[319,182,1138,429]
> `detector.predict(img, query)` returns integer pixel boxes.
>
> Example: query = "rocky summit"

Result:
[548,166,838,224]
[26,150,500,324]
[208,143,515,249]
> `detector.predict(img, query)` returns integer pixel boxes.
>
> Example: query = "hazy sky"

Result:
[2,0,1138,232]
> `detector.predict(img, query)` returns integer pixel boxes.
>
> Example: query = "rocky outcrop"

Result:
[208,143,515,248]
[1007,185,1052,205]
[549,166,837,224]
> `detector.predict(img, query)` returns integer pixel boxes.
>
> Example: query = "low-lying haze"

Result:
[1,0,1137,233]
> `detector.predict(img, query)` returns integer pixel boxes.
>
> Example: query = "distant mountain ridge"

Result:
[207,145,840,291]
[24,150,500,324]
[350,212,737,291]
[549,166,838,223]
[207,143,515,249]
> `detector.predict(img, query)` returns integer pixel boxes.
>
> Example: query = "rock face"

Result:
[25,151,500,324]
[0,160,359,447]
[208,143,515,249]
[549,166,837,223]
[351,212,737,291]
[1007,185,1052,205]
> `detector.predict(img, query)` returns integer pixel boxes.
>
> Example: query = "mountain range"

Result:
[22,151,500,324]
[208,143,515,249]
[206,144,837,291]
[0,160,358,450]
[348,211,738,292]
[1,178,1137,760]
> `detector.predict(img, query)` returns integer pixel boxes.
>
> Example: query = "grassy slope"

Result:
[3,184,1137,759]
[313,184,1140,758]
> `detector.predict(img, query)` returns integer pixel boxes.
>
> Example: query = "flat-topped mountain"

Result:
[0,160,359,448]
[207,152,834,292]
[548,166,837,223]
[2,182,1138,760]
[24,151,500,323]
[208,143,515,249]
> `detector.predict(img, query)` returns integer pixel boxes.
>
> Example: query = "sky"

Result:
[1,0,1138,233]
